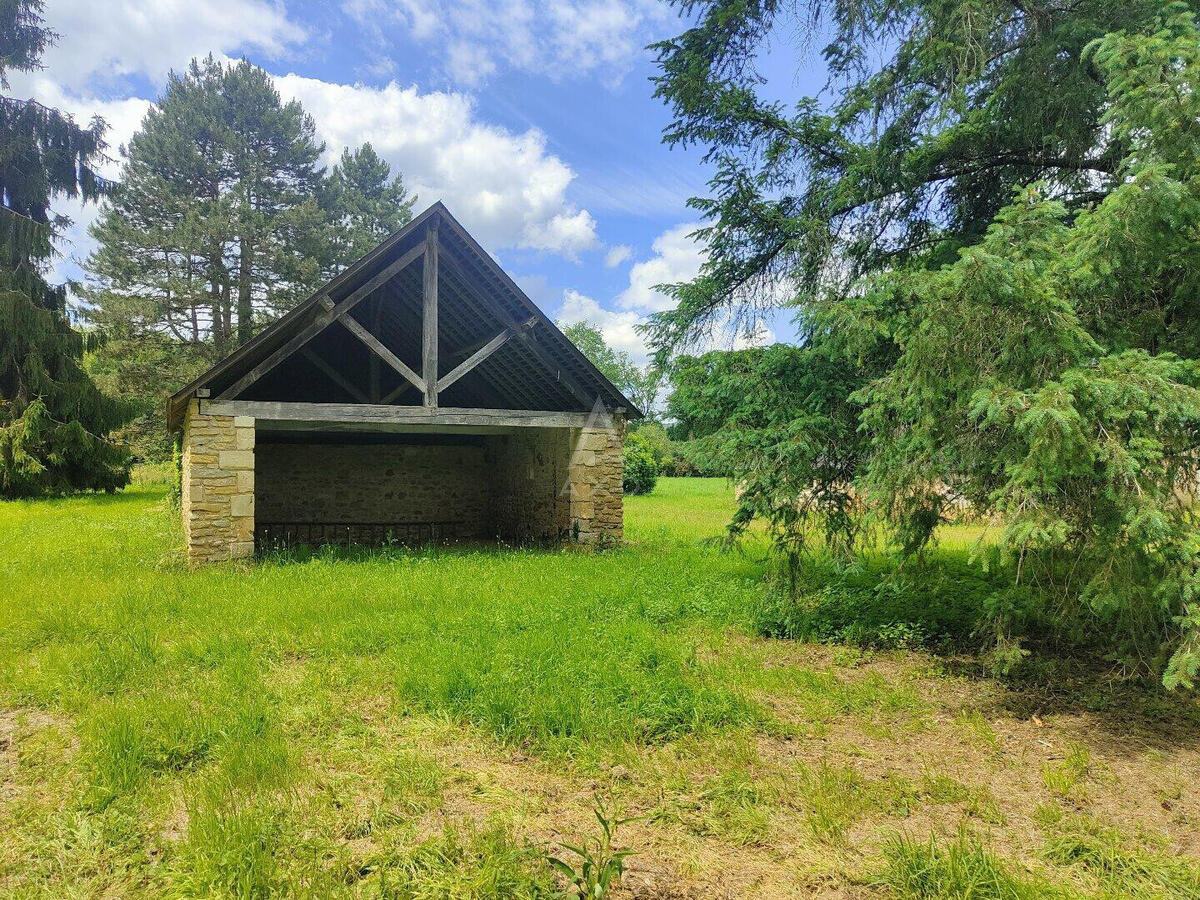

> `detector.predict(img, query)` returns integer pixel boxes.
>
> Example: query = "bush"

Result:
[622,432,659,495]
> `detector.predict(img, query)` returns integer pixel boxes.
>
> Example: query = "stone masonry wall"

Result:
[181,398,255,565]
[487,428,571,541]
[255,442,490,536]
[180,404,627,561]
[568,414,624,544]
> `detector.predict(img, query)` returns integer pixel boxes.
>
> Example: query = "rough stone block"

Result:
[218,450,255,470]
[235,428,255,450]
[233,416,255,428]
[230,494,254,517]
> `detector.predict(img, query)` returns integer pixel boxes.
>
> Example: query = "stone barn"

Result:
[167,203,640,565]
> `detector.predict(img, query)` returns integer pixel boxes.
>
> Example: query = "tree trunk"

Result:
[237,235,254,346]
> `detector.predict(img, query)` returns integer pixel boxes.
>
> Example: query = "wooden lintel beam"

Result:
[336,314,426,394]
[423,221,439,408]
[300,347,369,403]
[202,400,596,429]
[215,242,425,401]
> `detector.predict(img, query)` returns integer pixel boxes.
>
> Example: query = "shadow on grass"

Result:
[754,551,1200,752]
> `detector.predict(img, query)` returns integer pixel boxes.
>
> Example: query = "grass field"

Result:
[1,478,1198,897]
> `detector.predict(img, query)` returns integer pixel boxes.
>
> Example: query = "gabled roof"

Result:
[167,202,641,432]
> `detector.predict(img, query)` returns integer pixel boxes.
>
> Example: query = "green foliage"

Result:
[647,0,1159,351]
[84,331,209,460]
[82,54,326,357]
[651,2,1200,686]
[560,320,662,416]
[0,0,131,497]
[1040,812,1200,898]
[548,801,634,898]
[379,824,555,899]
[622,430,659,496]
[320,142,416,274]
[667,342,870,559]
[753,549,1003,653]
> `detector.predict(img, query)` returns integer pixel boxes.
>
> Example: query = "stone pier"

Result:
[180,399,255,565]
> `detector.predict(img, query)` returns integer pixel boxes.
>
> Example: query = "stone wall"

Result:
[487,428,571,541]
[568,414,625,544]
[255,441,490,537]
[179,403,627,562]
[181,399,255,565]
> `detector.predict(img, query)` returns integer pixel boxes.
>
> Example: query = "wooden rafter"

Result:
[335,302,426,395]
[300,347,369,403]
[435,317,533,394]
[215,242,425,401]
[422,220,439,408]
[438,251,598,410]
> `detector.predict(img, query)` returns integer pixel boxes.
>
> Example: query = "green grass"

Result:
[878,832,1067,899]
[1,476,1196,896]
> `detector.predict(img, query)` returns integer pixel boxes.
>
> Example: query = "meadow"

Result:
[1,477,1198,898]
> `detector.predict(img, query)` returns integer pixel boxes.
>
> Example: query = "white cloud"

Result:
[27,0,306,91]
[274,74,600,256]
[604,244,632,268]
[617,222,705,313]
[557,289,648,363]
[344,0,670,87]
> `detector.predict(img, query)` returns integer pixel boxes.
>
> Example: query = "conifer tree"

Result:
[0,0,130,497]
[321,143,415,275]
[83,55,325,359]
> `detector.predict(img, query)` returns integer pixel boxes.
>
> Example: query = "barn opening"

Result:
[167,203,638,565]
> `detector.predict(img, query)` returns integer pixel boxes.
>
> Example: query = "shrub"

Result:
[623,432,659,495]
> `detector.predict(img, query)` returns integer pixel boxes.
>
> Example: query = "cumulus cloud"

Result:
[29,0,306,90]
[617,222,705,313]
[344,0,669,87]
[604,244,632,268]
[274,74,599,256]
[557,288,649,363]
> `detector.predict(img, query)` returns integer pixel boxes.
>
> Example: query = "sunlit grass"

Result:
[1,476,1195,896]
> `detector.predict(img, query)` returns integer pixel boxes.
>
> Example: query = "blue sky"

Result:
[18,0,829,362]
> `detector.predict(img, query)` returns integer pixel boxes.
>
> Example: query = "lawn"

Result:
[1,478,1198,897]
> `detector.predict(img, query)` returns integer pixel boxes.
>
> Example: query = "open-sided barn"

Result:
[167,203,640,565]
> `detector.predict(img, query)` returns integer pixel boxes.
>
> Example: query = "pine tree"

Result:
[83,55,325,360]
[320,143,415,275]
[0,0,130,498]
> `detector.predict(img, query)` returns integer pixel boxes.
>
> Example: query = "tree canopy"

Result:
[560,320,663,418]
[648,0,1163,354]
[652,0,1200,686]
[80,58,415,458]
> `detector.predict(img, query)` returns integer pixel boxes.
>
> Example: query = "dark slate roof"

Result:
[167,202,641,432]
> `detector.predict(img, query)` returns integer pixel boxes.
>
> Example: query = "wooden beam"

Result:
[301,347,370,403]
[438,252,599,410]
[336,314,426,394]
[436,327,511,393]
[423,221,439,408]
[202,400,596,429]
[379,380,419,405]
[215,242,425,401]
